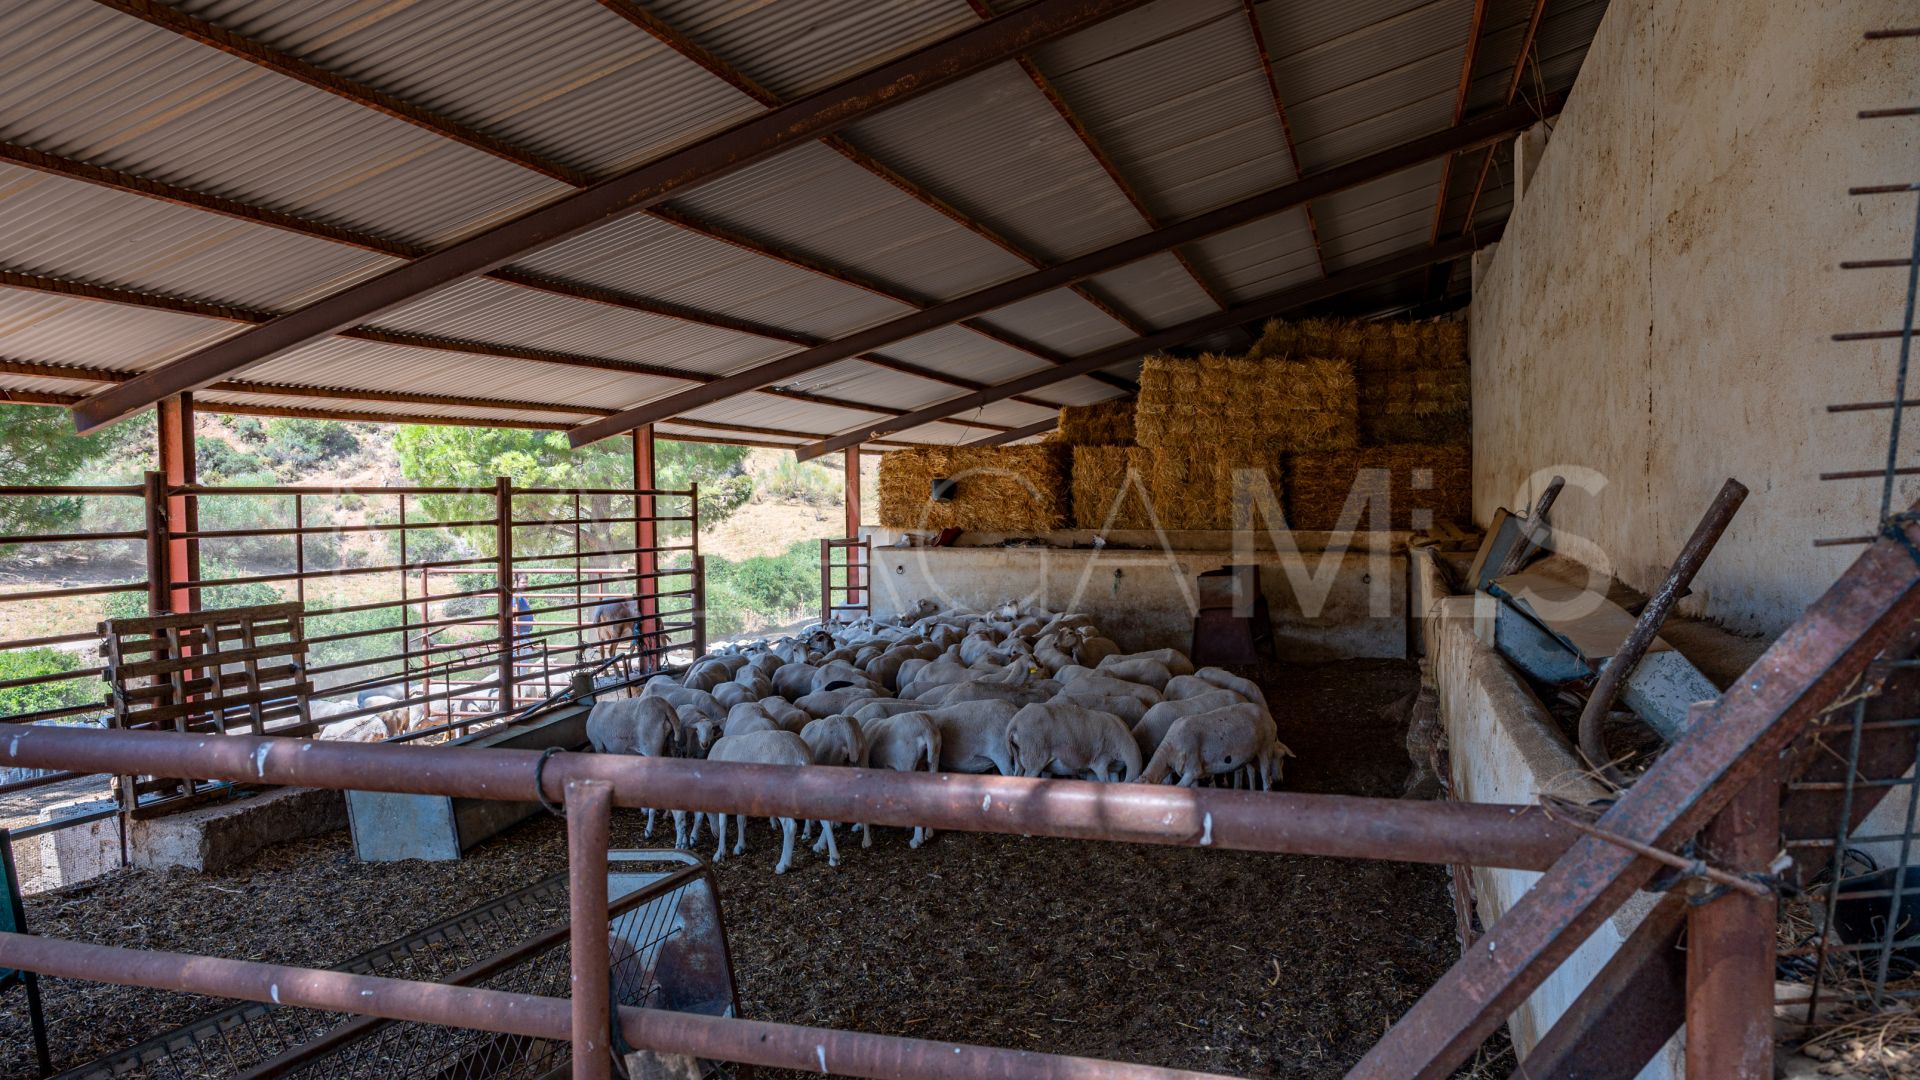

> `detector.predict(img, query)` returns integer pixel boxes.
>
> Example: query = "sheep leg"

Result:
[712,813,727,864]
[819,821,840,867]
[644,807,656,838]
[800,818,813,841]
[858,821,872,849]
[734,812,747,856]
[774,818,796,875]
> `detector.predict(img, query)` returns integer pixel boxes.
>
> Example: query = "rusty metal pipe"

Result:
[0,932,1231,1080]
[1577,478,1749,779]
[568,780,614,1080]
[1685,775,1779,1078]
[0,725,1577,870]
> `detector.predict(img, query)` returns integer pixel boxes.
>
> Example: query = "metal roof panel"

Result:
[0,287,240,371]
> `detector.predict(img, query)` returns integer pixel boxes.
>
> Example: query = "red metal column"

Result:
[494,476,515,711]
[1685,773,1780,1078]
[633,428,658,653]
[155,394,199,614]
[567,779,614,1080]
[843,446,861,539]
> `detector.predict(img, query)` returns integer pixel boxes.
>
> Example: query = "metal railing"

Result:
[819,536,869,627]
[0,475,702,829]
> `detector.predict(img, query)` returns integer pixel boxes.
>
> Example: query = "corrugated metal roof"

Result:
[242,337,688,411]
[1033,0,1296,219]
[513,211,915,342]
[371,278,787,379]
[1083,252,1223,327]
[1313,160,1448,270]
[0,287,239,371]
[664,141,1032,304]
[641,0,980,101]
[173,0,765,178]
[0,0,563,248]
[1187,208,1323,301]
[0,0,1608,443]
[197,390,596,428]
[0,162,394,310]
[839,61,1149,263]
[1258,0,1471,169]
[975,288,1137,358]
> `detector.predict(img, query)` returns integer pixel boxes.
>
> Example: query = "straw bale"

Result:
[1056,400,1136,446]
[877,446,1069,532]
[1071,447,1155,529]
[1287,446,1472,531]
[1136,353,1358,452]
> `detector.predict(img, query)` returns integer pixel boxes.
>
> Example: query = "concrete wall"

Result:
[865,533,1407,659]
[1471,0,1920,637]
[1416,551,1683,1077]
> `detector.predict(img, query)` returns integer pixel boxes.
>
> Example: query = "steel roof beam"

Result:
[1459,0,1554,236]
[596,0,1140,392]
[69,0,1154,433]
[3,137,1066,412]
[967,418,1060,446]
[1243,0,1329,278]
[1426,0,1494,245]
[569,97,1558,448]
[0,269,1016,430]
[971,0,1231,313]
[791,230,1496,460]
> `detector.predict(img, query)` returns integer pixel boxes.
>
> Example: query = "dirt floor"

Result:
[0,659,1515,1079]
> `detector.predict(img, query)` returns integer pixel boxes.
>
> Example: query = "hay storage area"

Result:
[1056,401,1135,446]
[0,661,1516,1080]
[1071,446,1154,529]
[877,446,1069,531]
[1287,446,1473,531]
[1135,354,1358,452]
[1252,319,1470,448]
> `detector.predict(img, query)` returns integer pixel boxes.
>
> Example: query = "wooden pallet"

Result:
[100,602,312,816]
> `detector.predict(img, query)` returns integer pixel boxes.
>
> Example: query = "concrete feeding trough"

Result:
[347,705,591,862]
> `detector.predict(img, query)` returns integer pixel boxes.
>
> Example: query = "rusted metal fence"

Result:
[819,536,869,627]
[3,504,1920,1077]
[0,475,700,830]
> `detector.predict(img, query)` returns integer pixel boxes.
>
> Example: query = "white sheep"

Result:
[705,730,816,873]
[586,697,682,841]
[1005,702,1141,782]
[852,713,941,848]
[1137,703,1294,790]
[798,715,866,862]
[1132,690,1245,759]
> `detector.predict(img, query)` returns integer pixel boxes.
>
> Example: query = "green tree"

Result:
[0,404,152,542]
[392,427,751,559]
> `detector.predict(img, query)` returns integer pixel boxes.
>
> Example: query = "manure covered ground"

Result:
[0,659,1514,1078]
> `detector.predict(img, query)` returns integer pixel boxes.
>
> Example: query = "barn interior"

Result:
[0,1,1914,1078]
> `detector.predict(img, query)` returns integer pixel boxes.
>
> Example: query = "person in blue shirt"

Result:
[512,573,534,648]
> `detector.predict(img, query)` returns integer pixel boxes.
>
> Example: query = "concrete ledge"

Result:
[132,787,346,874]
[1414,550,1684,1076]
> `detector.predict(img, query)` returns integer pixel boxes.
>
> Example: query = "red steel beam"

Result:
[0,724,1581,869]
[844,446,863,539]
[570,97,1557,448]
[1347,511,1920,1079]
[968,418,1059,446]
[792,230,1497,459]
[1685,774,1780,1078]
[156,394,199,615]
[0,932,1233,1080]
[567,780,615,1080]
[70,0,1156,433]
[1519,894,1687,1079]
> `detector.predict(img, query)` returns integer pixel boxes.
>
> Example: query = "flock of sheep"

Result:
[585,601,1294,874]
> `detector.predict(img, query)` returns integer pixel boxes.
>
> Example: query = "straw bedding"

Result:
[878,446,1069,531]
[1287,446,1472,531]
[1056,401,1135,446]
[1070,446,1153,529]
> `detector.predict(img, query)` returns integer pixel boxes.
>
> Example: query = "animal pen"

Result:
[0,0,1911,1076]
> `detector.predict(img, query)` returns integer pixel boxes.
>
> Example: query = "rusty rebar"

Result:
[1577,478,1749,782]
[0,725,1579,870]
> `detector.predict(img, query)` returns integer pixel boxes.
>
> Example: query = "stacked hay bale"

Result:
[1056,401,1135,447]
[1253,317,1473,530]
[876,446,1070,531]
[1124,353,1355,529]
